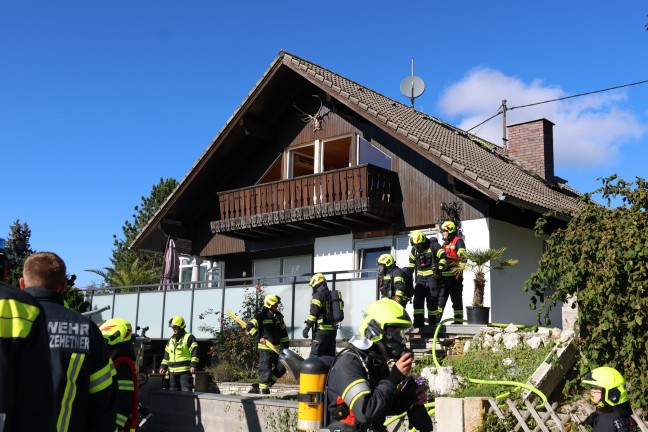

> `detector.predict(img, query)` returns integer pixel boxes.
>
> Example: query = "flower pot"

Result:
[465,306,490,325]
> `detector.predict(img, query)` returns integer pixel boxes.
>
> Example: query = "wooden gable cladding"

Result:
[288,105,355,146]
[211,164,401,239]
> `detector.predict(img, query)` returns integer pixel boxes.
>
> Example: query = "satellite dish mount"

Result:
[400,58,425,108]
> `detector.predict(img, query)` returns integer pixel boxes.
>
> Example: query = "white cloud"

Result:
[437,68,646,167]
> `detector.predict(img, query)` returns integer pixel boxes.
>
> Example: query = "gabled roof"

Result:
[278,52,581,214]
[133,51,580,253]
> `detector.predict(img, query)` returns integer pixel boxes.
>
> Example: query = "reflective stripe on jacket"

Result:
[307,286,336,331]
[407,240,448,278]
[246,308,290,350]
[161,331,199,373]
[0,282,55,431]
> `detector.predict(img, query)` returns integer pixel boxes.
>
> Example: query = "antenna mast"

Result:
[501,99,508,151]
[400,58,425,108]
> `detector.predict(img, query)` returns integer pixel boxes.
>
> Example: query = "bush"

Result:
[198,286,265,380]
[206,361,257,383]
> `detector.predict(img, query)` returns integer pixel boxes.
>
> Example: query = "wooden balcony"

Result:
[211,164,401,239]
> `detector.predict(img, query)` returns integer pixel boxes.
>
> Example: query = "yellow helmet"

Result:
[263,294,281,309]
[583,366,628,406]
[309,273,326,289]
[168,315,186,329]
[359,298,412,342]
[409,230,426,246]
[441,221,457,234]
[377,253,395,268]
[100,318,132,346]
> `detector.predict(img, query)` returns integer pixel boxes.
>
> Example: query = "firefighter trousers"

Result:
[412,276,442,327]
[440,275,464,323]
[258,349,286,390]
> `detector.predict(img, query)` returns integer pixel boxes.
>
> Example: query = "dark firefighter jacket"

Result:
[246,308,290,351]
[24,287,118,432]
[111,343,138,432]
[0,282,54,431]
[407,238,448,279]
[307,284,336,331]
[379,265,409,305]
[325,344,420,431]
[441,234,467,277]
[160,330,199,373]
[583,402,637,432]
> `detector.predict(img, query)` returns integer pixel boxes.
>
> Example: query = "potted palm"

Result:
[451,247,519,324]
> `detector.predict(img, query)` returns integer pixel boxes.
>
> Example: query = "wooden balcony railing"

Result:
[211,164,400,235]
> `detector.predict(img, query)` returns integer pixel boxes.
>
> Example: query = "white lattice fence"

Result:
[486,398,648,432]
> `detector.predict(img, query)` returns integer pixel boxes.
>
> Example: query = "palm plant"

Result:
[451,247,519,307]
[86,257,160,289]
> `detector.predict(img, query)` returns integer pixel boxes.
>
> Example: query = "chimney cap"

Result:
[506,118,555,128]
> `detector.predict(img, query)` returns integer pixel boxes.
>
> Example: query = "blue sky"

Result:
[1,2,647,287]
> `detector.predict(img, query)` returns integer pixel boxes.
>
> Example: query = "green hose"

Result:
[384,317,549,429]
[431,317,547,407]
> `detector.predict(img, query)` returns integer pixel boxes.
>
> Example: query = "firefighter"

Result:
[303,273,337,357]
[406,230,448,328]
[245,293,289,394]
[20,252,118,432]
[100,318,138,432]
[0,280,54,431]
[324,298,432,432]
[581,366,636,432]
[377,253,410,307]
[439,221,467,323]
[158,315,199,391]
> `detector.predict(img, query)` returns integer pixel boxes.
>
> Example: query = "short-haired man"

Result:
[21,252,117,432]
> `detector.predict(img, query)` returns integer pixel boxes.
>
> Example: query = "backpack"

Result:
[322,287,344,327]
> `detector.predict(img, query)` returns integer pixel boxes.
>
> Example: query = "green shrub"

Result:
[198,286,265,380]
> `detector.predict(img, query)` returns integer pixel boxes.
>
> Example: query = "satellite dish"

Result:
[400,76,425,99]
[400,58,425,107]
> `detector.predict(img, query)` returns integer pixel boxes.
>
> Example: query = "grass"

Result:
[414,339,554,399]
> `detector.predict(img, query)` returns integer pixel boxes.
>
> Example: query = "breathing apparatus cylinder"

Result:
[330,289,344,325]
[297,357,329,431]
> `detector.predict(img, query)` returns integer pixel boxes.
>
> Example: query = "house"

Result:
[117,51,581,340]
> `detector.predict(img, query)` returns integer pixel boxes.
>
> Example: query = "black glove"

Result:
[302,323,311,339]
[408,404,433,432]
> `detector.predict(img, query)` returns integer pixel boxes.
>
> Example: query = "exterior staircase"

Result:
[406,324,486,361]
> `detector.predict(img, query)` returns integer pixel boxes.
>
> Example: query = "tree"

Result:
[524,175,648,412]
[451,247,518,307]
[87,177,178,287]
[64,274,90,313]
[5,219,34,287]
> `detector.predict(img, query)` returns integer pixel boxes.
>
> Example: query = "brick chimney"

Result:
[507,118,555,181]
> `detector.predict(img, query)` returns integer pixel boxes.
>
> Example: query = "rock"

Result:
[420,366,466,396]
[502,333,521,349]
[526,336,543,349]
[504,323,520,333]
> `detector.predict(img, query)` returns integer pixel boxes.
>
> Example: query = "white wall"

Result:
[438,218,491,322]
[313,234,354,273]
[488,219,561,327]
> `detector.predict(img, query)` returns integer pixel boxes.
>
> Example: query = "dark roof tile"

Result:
[281,52,581,214]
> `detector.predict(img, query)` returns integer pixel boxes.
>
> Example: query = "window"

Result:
[354,237,393,278]
[254,255,312,284]
[322,137,352,172]
[287,136,353,178]
[358,136,391,170]
[289,144,315,178]
[358,247,391,278]
[178,257,222,287]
